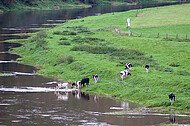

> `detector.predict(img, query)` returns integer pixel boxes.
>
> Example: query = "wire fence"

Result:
[99,26,190,41]
[131,31,189,40]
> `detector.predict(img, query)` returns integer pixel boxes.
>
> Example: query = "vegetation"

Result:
[0,0,182,11]
[13,4,190,112]
[0,0,91,11]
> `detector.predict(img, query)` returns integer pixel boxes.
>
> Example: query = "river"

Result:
[0,4,190,126]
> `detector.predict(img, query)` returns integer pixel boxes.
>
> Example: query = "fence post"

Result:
[176,34,178,39]
[166,33,168,39]
[158,32,159,38]
[186,34,187,40]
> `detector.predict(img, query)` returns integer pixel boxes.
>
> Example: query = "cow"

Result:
[72,81,81,89]
[120,70,131,80]
[55,82,68,91]
[169,93,175,105]
[145,64,150,73]
[126,63,132,71]
[93,74,98,83]
[81,78,89,87]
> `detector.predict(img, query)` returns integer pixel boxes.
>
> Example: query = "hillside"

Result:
[13,4,190,112]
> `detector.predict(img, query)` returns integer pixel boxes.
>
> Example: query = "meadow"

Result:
[13,4,190,112]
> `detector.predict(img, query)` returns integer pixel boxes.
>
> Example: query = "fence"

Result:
[131,31,189,40]
[83,26,190,41]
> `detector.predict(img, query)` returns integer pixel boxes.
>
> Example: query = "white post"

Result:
[127,18,130,36]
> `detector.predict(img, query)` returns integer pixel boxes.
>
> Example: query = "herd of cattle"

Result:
[55,63,149,90]
[54,63,175,105]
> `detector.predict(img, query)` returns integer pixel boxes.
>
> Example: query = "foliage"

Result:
[28,30,48,50]
[58,55,74,64]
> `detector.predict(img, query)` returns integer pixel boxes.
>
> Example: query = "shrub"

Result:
[72,37,105,44]
[60,37,68,40]
[28,30,48,50]
[71,45,117,54]
[58,41,71,45]
[176,70,190,76]
[58,55,74,64]
[70,61,84,70]
[169,62,180,67]
[53,30,77,35]
[154,65,174,72]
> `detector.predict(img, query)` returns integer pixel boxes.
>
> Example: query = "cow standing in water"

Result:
[55,82,68,91]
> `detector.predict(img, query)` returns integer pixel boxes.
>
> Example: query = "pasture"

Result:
[13,4,190,112]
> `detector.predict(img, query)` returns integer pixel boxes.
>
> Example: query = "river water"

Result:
[0,4,190,126]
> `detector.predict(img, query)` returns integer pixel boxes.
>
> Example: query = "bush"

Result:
[58,55,74,64]
[53,30,77,35]
[72,37,105,44]
[60,37,68,40]
[176,70,190,76]
[71,45,117,54]
[58,41,71,45]
[169,62,180,67]
[70,61,84,70]
[28,30,48,50]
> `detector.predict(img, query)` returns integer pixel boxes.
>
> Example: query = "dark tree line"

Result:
[0,0,139,7]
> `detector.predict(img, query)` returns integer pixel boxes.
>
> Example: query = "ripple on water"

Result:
[12,120,22,123]
[0,103,11,106]
[0,86,76,93]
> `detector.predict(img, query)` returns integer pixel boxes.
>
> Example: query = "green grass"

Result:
[13,4,190,112]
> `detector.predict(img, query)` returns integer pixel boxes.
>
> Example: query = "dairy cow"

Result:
[93,74,98,83]
[81,78,89,87]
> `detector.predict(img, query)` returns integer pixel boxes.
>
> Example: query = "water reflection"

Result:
[169,114,175,124]
[54,91,69,101]
[0,42,22,52]
[0,62,36,73]
[0,53,21,61]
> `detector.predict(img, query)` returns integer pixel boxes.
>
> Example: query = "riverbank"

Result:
[12,3,190,113]
[0,0,91,11]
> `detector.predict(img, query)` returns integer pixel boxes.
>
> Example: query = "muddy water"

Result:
[0,5,190,126]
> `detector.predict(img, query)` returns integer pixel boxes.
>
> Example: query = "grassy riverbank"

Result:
[12,4,190,112]
[0,0,91,11]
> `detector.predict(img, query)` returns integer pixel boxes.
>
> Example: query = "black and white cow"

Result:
[145,64,150,73]
[126,63,132,71]
[55,82,68,91]
[93,74,98,83]
[72,81,81,89]
[120,70,131,80]
[169,93,175,105]
[81,78,89,87]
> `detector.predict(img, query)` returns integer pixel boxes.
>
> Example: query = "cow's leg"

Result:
[121,75,123,81]
[146,68,149,73]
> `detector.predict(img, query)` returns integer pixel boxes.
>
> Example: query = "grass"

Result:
[12,4,190,112]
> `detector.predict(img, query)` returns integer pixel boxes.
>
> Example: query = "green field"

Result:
[13,4,190,112]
